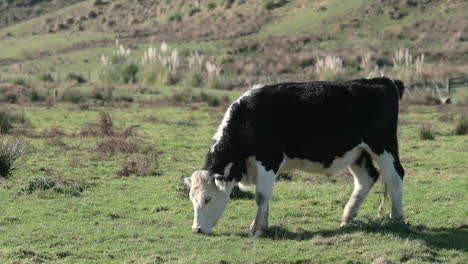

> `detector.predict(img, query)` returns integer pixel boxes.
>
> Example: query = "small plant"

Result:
[208,2,217,10]
[116,153,160,177]
[424,94,440,105]
[175,181,190,199]
[140,43,180,85]
[0,137,28,178]
[264,0,288,10]
[453,113,467,135]
[168,11,182,22]
[22,177,92,196]
[22,177,56,194]
[100,40,138,84]
[0,109,29,134]
[419,124,436,140]
[12,78,28,87]
[61,88,84,104]
[98,112,114,137]
[38,73,54,83]
[315,56,346,81]
[28,88,46,102]
[206,61,223,89]
[186,51,205,87]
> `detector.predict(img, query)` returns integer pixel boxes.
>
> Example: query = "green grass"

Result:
[0,32,115,61]
[0,90,467,263]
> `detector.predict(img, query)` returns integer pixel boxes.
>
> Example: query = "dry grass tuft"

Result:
[116,152,160,177]
[0,137,28,178]
[419,124,436,140]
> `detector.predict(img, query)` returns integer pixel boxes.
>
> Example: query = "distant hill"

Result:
[0,0,84,29]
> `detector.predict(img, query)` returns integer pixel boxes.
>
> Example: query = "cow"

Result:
[182,77,405,237]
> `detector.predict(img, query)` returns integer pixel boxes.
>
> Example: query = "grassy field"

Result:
[0,84,467,263]
[0,0,467,263]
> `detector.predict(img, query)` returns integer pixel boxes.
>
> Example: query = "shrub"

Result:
[38,73,54,83]
[424,94,440,105]
[61,88,84,104]
[175,181,190,199]
[22,177,92,196]
[28,88,46,102]
[208,2,217,9]
[419,124,436,140]
[168,11,182,22]
[315,56,347,81]
[140,43,180,85]
[66,72,87,83]
[206,61,223,89]
[189,8,201,16]
[454,114,467,135]
[116,153,160,177]
[100,40,139,84]
[0,137,28,178]
[12,78,28,87]
[0,109,29,134]
[95,137,139,158]
[98,111,114,136]
[264,0,288,10]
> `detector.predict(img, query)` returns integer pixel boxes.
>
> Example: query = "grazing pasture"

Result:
[0,85,466,263]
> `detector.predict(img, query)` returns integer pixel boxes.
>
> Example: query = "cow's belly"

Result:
[280,143,367,176]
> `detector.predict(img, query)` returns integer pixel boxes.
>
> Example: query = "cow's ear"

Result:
[181,176,191,187]
[214,174,227,191]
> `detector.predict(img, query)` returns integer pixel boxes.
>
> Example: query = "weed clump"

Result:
[175,181,190,199]
[453,113,467,135]
[0,109,29,134]
[116,153,160,177]
[0,137,28,178]
[100,40,139,84]
[22,177,92,196]
[418,124,436,140]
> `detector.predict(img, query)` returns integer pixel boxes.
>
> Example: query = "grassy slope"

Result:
[0,91,467,263]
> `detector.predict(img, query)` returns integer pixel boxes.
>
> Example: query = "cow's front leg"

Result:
[250,162,275,237]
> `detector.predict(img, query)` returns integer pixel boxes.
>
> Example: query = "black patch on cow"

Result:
[355,152,379,182]
[203,77,404,183]
[256,193,264,206]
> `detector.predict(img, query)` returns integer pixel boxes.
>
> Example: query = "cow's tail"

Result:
[378,181,388,217]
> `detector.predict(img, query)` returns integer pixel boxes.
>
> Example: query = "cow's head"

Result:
[182,170,234,234]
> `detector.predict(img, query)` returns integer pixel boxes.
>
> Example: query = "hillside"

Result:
[0,0,84,29]
[0,0,467,88]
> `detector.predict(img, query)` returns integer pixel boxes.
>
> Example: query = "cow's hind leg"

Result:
[250,162,275,237]
[341,152,379,226]
[373,150,404,219]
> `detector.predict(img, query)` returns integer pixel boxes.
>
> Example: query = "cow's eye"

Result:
[205,197,212,204]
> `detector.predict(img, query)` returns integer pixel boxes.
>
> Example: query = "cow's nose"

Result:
[192,227,203,234]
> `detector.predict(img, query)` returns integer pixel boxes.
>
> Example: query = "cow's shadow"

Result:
[233,218,468,253]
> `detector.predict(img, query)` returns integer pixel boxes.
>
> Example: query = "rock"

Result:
[88,10,98,19]
[441,96,451,104]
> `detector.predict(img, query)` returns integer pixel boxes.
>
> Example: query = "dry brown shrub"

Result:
[41,127,67,138]
[116,152,159,177]
[98,112,114,136]
[95,137,139,158]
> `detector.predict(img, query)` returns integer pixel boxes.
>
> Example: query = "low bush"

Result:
[116,152,160,177]
[0,109,29,134]
[38,73,54,83]
[0,137,28,178]
[419,124,436,140]
[22,177,92,196]
[453,113,467,135]
[61,88,84,104]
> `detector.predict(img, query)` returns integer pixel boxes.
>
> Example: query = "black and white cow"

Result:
[183,77,405,236]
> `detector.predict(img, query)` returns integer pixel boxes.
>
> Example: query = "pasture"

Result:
[0,85,467,263]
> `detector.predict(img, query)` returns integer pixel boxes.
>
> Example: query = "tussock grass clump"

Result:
[419,124,436,140]
[116,152,160,177]
[0,109,29,134]
[0,137,28,178]
[22,177,92,196]
[341,216,423,234]
[453,113,468,135]
[38,73,54,83]
[175,181,190,199]
[140,42,180,85]
[315,56,347,81]
[100,40,139,84]
[95,137,139,158]
[61,88,84,104]
[170,89,230,107]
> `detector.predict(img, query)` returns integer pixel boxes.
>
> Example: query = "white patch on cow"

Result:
[250,161,276,237]
[239,156,257,189]
[223,162,233,177]
[372,151,403,219]
[280,143,368,176]
[341,157,375,226]
[187,170,235,234]
[210,84,265,153]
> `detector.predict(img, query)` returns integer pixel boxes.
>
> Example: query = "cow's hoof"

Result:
[340,221,348,227]
[249,229,264,237]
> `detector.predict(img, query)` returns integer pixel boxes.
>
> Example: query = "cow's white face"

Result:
[183,170,234,234]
